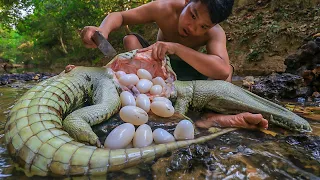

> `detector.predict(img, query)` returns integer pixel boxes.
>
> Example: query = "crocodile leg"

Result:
[172,81,194,114]
[63,78,121,146]
[189,80,311,132]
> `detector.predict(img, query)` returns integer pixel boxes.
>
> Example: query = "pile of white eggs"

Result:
[104,120,194,149]
[104,68,195,149]
[117,68,175,119]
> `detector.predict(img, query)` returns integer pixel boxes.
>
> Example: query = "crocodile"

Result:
[4,50,311,177]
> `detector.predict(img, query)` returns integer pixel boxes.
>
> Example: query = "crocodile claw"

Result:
[96,139,102,148]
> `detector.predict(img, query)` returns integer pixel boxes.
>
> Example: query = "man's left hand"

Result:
[137,41,177,60]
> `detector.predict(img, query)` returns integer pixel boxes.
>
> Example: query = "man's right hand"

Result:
[81,26,107,48]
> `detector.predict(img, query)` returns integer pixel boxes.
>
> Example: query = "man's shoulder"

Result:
[207,24,226,40]
[155,0,181,6]
[152,0,178,12]
[135,0,180,23]
[153,0,183,13]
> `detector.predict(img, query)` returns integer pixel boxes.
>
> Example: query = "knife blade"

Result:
[92,31,117,62]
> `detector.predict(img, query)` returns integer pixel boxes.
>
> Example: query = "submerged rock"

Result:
[151,129,320,179]
[285,135,320,163]
[169,144,213,171]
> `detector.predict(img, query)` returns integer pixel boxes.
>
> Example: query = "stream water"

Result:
[0,68,319,179]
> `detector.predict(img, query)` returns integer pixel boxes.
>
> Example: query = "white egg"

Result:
[119,106,148,125]
[104,123,135,149]
[120,91,136,107]
[136,79,153,93]
[152,97,172,106]
[119,74,139,86]
[150,101,174,117]
[115,71,126,79]
[133,124,153,148]
[152,77,166,87]
[150,85,163,95]
[136,94,150,112]
[153,128,175,144]
[174,120,194,140]
[137,69,152,80]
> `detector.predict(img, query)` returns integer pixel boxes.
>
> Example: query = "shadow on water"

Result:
[0,74,319,179]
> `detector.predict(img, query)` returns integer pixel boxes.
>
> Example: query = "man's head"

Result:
[195,0,234,24]
[178,0,234,37]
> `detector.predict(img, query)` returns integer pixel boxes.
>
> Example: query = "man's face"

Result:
[178,1,215,37]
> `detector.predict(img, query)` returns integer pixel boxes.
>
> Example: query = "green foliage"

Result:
[0,0,152,67]
[0,24,25,63]
[246,49,263,62]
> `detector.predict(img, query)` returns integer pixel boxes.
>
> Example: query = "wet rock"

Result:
[0,74,10,85]
[152,144,215,179]
[0,72,56,86]
[151,128,320,179]
[91,113,124,143]
[285,135,320,163]
[285,40,320,74]
[242,76,257,90]
[169,144,213,171]
[250,73,309,99]
[297,97,306,105]
[236,145,254,156]
[152,156,209,180]
[284,37,320,96]
[250,141,320,178]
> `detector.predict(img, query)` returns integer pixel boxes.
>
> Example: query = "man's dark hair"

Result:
[192,0,234,24]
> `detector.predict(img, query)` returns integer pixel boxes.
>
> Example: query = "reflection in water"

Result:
[152,130,320,179]
[0,81,319,179]
[0,85,27,178]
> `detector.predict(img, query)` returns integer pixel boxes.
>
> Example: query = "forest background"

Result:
[0,0,319,75]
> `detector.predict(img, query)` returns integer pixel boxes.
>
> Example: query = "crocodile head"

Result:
[270,114,312,132]
[105,49,177,98]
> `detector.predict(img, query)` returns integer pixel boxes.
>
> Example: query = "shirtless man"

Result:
[81,0,268,129]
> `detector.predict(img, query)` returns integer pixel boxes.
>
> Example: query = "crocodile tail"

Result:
[105,128,236,173]
[54,128,237,176]
[6,115,235,177]
[4,71,91,176]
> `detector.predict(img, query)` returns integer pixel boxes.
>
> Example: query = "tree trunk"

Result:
[59,35,68,54]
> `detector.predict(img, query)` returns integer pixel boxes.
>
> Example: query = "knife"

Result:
[92,31,117,62]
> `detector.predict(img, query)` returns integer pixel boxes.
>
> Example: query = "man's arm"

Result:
[81,1,162,48]
[139,25,231,80]
[176,25,230,80]
[100,2,162,36]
